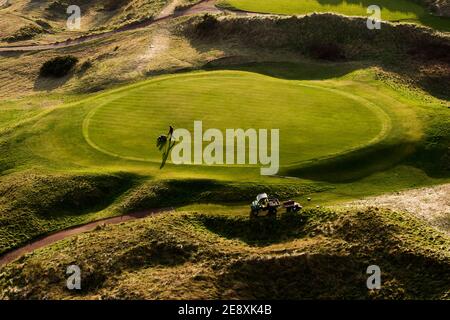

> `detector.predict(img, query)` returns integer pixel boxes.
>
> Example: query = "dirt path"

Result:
[345,184,450,235]
[0,207,174,267]
[0,0,221,53]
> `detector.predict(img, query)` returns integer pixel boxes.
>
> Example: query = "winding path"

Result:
[0,0,221,53]
[0,208,174,267]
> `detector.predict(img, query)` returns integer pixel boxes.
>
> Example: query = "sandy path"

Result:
[345,184,450,235]
[0,208,174,267]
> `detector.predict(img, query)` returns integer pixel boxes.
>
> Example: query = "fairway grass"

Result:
[219,0,450,32]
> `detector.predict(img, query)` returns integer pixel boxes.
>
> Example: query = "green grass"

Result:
[219,0,450,31]
[84,71,387,165]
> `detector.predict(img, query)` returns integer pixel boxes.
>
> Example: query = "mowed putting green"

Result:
[83,71,390,168]
[219,0,450,31]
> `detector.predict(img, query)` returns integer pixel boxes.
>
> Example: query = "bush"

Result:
[39,55,79,78]
[80,60,93,71]
[307,42,346,61]
[195,14,219,37]
[4,25,43,42]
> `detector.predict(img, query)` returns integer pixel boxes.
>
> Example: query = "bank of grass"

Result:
[218,0,450,32]
[0,207,448,299]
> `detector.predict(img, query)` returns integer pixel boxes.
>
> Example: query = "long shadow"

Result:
[195,212,309,246]
[204,60,367,80]
[33,72,74,91]
[281,141,420,183]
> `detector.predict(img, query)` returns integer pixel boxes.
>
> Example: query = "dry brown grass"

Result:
[346,184,450,235]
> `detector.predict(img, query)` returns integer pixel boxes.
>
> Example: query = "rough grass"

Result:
[0,170,328,254]
[2,25,44,43]
[0,171,137,254]
[182,14,450,62]
[0,208,448,299]
[0,0,169,44]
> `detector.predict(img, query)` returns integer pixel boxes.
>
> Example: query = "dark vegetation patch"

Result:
[194,209,336,246]
[39,55,79,78]
[408,116,450,175]
[194,14,219,37]
[307,42,346,61]
[3,25,44,42]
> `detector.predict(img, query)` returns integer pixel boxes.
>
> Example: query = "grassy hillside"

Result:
[1,208,448,299]
[0,0,169,44]
[218,0,450,31]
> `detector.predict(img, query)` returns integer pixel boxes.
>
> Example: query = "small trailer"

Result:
[283,200,302,213]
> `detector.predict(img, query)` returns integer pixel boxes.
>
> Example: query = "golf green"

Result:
[83,71,389,168]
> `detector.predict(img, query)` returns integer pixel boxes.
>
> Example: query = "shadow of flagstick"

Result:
[160,139,177,169]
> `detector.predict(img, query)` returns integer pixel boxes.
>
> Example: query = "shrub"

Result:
[195,14,219,37]
[80,60,93,71]
[4,25,43,42]
[39,55,79,78]
[307,42,346,61]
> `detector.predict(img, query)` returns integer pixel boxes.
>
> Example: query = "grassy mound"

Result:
[218,0,450,31]
[1,208,448,299]
[116,179,328,213]
[2,25,44,42]
[0,171,136,254]
[183,14,450,62]
[0,0,168,43]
